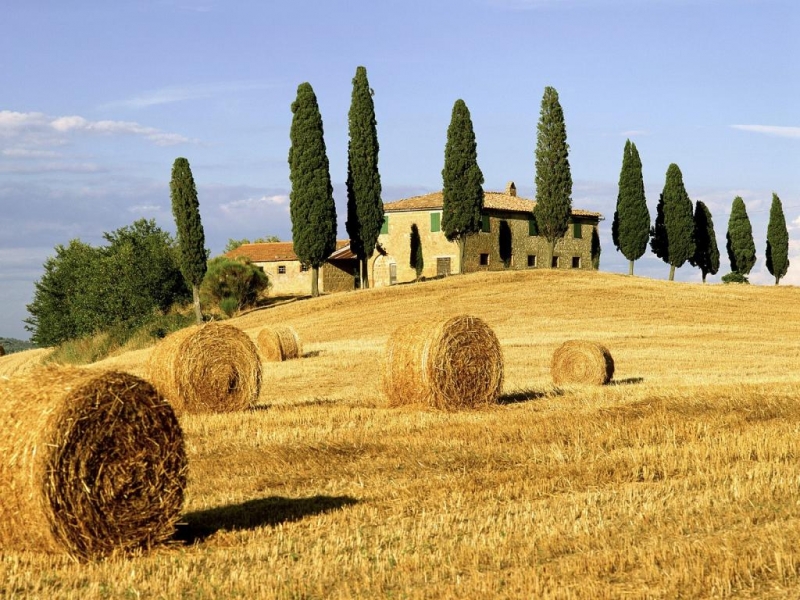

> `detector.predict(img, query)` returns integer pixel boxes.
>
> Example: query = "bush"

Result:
[721,271,749,284]
[201,256,269,313]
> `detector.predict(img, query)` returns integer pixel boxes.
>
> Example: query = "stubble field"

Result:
[2,269,800,599]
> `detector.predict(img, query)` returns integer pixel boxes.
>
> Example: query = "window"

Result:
[481,214,491,233]
[380,215,389,235]
[572,256,581,269]
[573,221,582,239]
[528,217,539,236]
[430,212,441,232]
[527,255,536,268]
[436,257,451,277]
[300,264,309,272]
[278,265,286,274]
[551,256,559,268]
[479,253,490,266]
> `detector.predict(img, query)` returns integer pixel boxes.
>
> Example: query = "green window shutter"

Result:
[381,215,389,235]
[529,217,538,236]
[430,212,441,232]
[573,221,582,239]
[481,214,490,233]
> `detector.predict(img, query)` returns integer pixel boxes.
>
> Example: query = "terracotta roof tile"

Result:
[383,190,602,219]
[224,240,349,263]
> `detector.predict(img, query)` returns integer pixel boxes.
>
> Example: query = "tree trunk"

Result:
[457,236,466,274]
[311,266,320,297]
[668,264,676,281]
[702,272,707,283]
[547,239,557,269]
[361,257,369,289]
[628,260,634,276]
[192,284,203,324]
[776,277,780,285]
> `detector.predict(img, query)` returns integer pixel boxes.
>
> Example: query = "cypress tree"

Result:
[441,99,484,274]
[409,223,424,281]
[534,86,572,267]
[288,82,337,297]
[689,200,720,283]
[649,163,695,280]
[170,157,207,323]
[612,140,649,275]
[766,192,789,285]
[726,196,756,277]
[345,66,383,289]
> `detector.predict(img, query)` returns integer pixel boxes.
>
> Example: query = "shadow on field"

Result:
[174,495,359,544]
[609,377,645,386]
[498,388,563,405]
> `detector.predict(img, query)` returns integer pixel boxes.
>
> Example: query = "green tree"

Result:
[224,235,281,253]
[726,196,756,277]
[612,140,649,275]
[534,86,573,267]
[201,256,269,315]
[649,163,695,280]
[288,82,337,297]
[766,193,789,285]
[345,66,384,289]
[441,99,484,273]
[409,223,424,281]
[688,201,720,283]
[170,157,207,323]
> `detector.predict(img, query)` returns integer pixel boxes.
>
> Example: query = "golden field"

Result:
[2,269,800,599]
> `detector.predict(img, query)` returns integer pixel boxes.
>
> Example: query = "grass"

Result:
[2,269,800,598]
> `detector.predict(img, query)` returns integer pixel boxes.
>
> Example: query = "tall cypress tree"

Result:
[170,157,207,323]
[766,192,789,285]
[441,99,484,274]
[534,86,572,267]
[726,196,756,277]
[409,223,424,281]
[345,66,383,289]
[649,163,694,280]
[612,140,649,275]
[689,200,719,283]
[288,82,337,297]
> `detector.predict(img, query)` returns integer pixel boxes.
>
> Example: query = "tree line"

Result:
[612,139,789,284]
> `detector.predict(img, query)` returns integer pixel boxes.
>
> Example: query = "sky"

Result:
[1,0,798,340]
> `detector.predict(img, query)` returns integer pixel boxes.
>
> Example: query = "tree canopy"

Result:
[766,193,789,285]
[726,196,756,277]
[649,163,695,280]
[689,200,720,283]
[612,139,649,275]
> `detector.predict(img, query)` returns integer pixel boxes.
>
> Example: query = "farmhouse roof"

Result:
[224,240,350,263]
[383,188,603,219]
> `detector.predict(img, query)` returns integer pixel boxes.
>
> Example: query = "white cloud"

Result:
[2,148,59,158]
[219,195,289,213]
[730,125,800,139]
[105,81,276,109]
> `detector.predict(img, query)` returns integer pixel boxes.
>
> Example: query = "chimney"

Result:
[505,181,516,197]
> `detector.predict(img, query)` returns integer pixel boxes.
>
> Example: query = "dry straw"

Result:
[257,326,302,361]
[146,322,261,414]
[383,315,503,410]
[551,340,615,385]
[0,366,187,561]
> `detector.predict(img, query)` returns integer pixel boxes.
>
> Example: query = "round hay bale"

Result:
[383,315,503,410]
[0,366,187,561]
[551,340,614,386]
[256,326,302,362]
[146,322,261,414]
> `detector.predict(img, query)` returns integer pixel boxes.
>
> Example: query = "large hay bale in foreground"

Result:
[551,340,614,386]
[383,315,503,410]
[257,326,302,361]
[0,366,187,561]
[146,322,261,414]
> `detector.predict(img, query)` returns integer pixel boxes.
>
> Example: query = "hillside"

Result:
[3,270,800,598]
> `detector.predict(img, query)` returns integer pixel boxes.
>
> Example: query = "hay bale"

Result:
[257,326,302,361]
[383,315,503,410]
[146,322,261,414]
[0,366,187,561]
[551,340,614,386]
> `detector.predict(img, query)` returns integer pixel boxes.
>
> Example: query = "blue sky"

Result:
[1,0,798,339]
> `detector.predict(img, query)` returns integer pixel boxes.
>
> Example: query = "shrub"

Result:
[201,256,269,313]
[721,272,749,284]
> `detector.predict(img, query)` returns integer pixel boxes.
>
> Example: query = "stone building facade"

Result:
[373,182,602,287]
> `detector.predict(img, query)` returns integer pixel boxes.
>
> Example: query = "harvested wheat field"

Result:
[3,269,800,598]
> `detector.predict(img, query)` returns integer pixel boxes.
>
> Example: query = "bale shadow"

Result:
[174,495,358,545]
[303,350,323,358]
[498,388,563,405]
[609,377,645,386]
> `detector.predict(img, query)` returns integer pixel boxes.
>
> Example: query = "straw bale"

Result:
[257,326,302,362]
[383,315,503,410]
[0,366,187,561]
[0,347,52,378]
[146,322,261,414]
[551,340,614,385]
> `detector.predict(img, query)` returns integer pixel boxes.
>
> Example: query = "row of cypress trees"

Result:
[612,141,790,284]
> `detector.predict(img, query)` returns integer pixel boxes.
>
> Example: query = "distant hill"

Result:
[0,337,37,354]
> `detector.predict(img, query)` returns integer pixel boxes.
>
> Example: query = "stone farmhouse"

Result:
[226,181,602,295]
